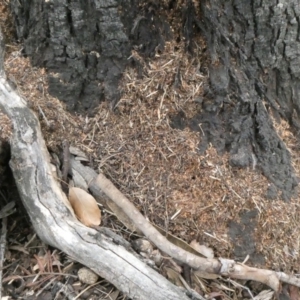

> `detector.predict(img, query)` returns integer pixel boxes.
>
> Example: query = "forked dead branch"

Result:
[0,28,190,300]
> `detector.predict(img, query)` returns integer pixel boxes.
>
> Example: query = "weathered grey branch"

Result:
[0,45,190,300]
[71,159,300,292]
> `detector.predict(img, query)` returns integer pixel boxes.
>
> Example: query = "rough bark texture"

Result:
[190,0,299,200]
[10,0,130,113]
[9,0,168,113]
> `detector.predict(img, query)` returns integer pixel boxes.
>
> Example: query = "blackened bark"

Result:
[9,0,169,114]
[194,0,299,200]
[10,0,131,113]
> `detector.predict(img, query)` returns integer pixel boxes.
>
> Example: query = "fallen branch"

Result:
[0,28,191,299]
[71,160,300,293]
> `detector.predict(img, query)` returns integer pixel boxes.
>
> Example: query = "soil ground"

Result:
[0,2,300,300]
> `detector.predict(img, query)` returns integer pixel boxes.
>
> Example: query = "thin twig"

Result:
[37,104,50,127]
[36,276,57,297]
[3,272,77,283]
[0,217,8,299]
[73,281,101,300]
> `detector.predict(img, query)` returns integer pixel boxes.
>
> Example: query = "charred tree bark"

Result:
[9,0,168,113]
[194,0,300,200]
[10,0,132,113]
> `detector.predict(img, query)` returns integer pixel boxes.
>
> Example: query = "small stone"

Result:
[132,238,153,254]
[151,249,162,266]
[78,267,99,285]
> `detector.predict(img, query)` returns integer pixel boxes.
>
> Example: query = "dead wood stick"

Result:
[0,82,191,300]
[92,174,220,272]
[0,62,191,300]
[90,173,296,292]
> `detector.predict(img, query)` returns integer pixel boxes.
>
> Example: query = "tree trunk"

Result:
[195,0,299,200]
[10,0,132,112]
